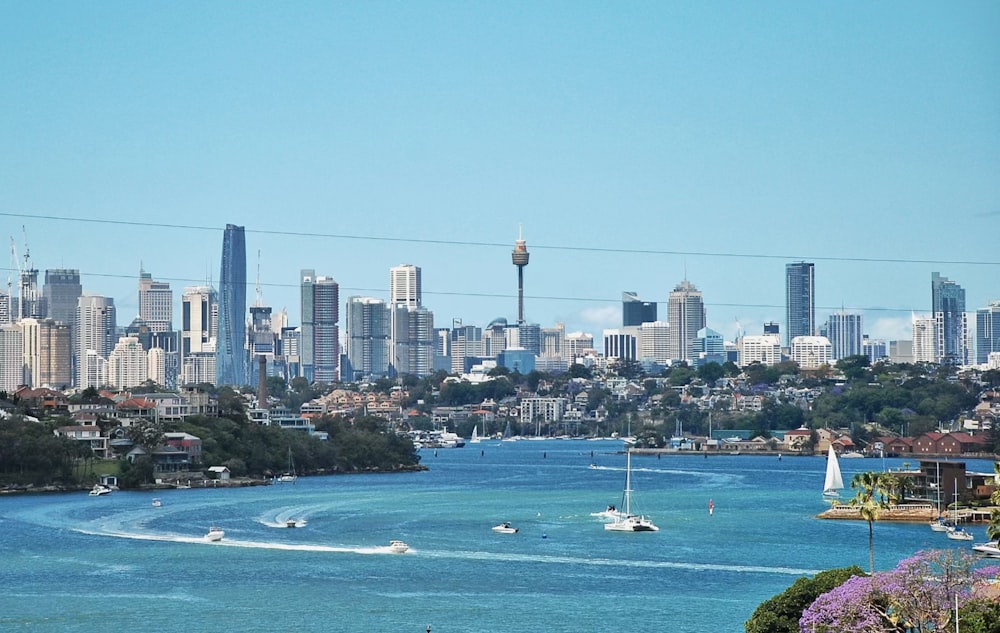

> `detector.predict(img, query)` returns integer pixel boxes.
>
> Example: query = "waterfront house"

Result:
[54,425,109,459]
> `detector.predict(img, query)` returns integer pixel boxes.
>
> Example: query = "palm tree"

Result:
[849,471,893,574]
[988,463,1000,543]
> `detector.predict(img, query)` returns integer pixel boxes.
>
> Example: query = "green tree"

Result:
[849,471,894,574]
[744,566,865,633]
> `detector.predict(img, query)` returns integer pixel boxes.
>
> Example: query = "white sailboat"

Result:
[279,447,297,483]
[470,426,480,444]
[822,445,844,500]
[605,446,659,532]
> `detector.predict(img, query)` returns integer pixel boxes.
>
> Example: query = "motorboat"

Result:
[88,484,112,497]
[973,542,1000,558]
[205,527,225,542]
[605,447,659,532]
[151,498,162,507]
[286,518,298,528]
[591,504,625,521]
[388,540,410,553]
[492,522,519,534]
[946,527,974,541]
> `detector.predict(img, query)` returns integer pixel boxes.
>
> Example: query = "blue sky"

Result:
[2,2,998,343]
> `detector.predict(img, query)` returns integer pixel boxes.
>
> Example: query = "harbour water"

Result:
[1,440,994,632]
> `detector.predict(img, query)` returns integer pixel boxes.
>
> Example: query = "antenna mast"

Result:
[255,250,263,307]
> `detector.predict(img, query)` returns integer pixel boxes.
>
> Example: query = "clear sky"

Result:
[2,2,998,343]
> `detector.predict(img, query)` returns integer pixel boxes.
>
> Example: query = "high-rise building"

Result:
[450,322,483,374]
[825,312,864,360]
[389,264,421,309]
[312,276,340,382]
[912,315,937,364]
[300,269,316,381]
[138,267,173,333]
[975,301,1000,365]
[0,290,9,325]
[0,323,24,392]
[862,336,888,363]
[247,305,277,387]
[790,335,833,369]
[622,291,657,327]
[107,336,148,389]
[786,262,815,345]
[637,321,670,364]
[75,295,116,388]
[667,279,706,363]
[181,287,216,356]
[16,268,45,320]
[691,327,726,367]
[392,305,434,377]
[43,269,82,326]
[21,318,70,389]
[603,328,638,362]
[931,272,967,365]
[217,224,247,386]
[738,334,782,367]
[344,296,391,381]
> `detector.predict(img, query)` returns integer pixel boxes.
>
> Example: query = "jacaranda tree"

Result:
[799,549,1000,632]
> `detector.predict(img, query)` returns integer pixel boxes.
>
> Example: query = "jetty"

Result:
[817,502,996,524]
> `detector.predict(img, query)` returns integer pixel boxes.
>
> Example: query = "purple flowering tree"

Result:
[799,549,1000,632]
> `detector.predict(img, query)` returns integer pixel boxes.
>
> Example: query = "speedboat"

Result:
[492,522,519,534]
[151,498,162,507]
[205,527,225,542]
[388,540,410,553]
[591,504,625,521]
[973,541,1000,558]
[285,518,298,528]
[946,527,974,541]
[88,484,112,497]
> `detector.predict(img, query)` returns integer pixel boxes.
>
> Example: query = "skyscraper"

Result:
[344,296,391,381]
[43,269,82,326]
[667,279,706,363]
[622,291,657,327]
[216,224,247,386]
[786,262,815,345]
[825,312,864,360]
[312,276,340,382]
[975,301,1000,364]
[138,267,173,333]
[389,264,421,309]
[75,295,116,388]
[931,272,967,365]
[300,269,316,381]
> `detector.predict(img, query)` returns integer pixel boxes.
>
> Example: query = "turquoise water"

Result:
[1,440,993,632]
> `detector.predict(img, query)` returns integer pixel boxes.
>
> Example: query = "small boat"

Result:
[388,540,410,553]
[151,498,162,507]
[972,541,1000,558]
[929,516,954,532]
[205,526,225,542]
[946,527,974,541]
[591,504,625,520]
[286,518,298,528]
[822,445,844,501]
[88,484,112,497]
[605,446,659,532]
[492,522,519,534]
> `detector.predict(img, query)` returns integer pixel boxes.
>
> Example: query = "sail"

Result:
[823,445,844,495]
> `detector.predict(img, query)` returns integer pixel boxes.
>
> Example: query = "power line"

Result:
[3,211,998,267]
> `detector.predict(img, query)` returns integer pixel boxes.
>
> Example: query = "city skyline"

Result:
[1,3,997,342]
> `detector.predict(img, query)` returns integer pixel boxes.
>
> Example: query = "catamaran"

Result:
[605,446,658,532]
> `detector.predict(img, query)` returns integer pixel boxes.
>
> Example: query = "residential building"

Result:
[20,317,71,389]
[216,223,247,386]
[180,286,217,385]
[790,336,833,369]
[344,296,391,381]
[0,323,24,392]
[824,312,863,360]
[975,301,1000,365]
[786,261,815,345]
[912,315,937,364]
[889,339,914,364]
[565,331,595,361]
[450,322,483,374]
[300,269,316,381]
[75,295,116,388]
[107,336,148,389]
[622,291,657,327]
[667,279,706,363]
[312,275,340,382]
[862,336,888,363]
[931,272,967,365]
[392,305,434,377]
[389,264,421,309]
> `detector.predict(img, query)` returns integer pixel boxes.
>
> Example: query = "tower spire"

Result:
[511,225,530,325]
